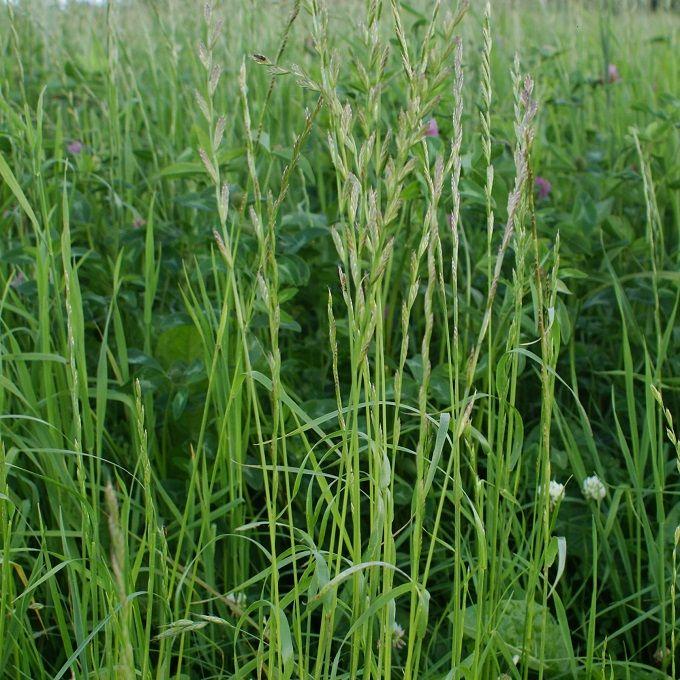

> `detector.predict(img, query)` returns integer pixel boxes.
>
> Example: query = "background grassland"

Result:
[0,0,679,678]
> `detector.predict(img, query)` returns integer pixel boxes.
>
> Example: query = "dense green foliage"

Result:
[0,0,679,678]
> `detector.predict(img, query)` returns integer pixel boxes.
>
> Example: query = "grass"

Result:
[0,0,679,677]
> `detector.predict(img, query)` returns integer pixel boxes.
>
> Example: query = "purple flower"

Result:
[607,63,620,83]
[425,118,439,137]
[67,140,84,155]
[132,216,146,229]
[535,176,552,200]
[10,270,26,289]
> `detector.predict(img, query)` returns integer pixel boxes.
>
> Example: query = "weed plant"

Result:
[0,0,679,678]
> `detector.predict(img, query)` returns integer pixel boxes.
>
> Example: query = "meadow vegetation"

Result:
[0,0,679,677]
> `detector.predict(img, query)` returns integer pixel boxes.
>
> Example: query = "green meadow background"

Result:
[0,0,679,678]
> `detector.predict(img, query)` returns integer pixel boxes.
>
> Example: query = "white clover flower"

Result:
[225,592,248,616]
[391,621,406,649]
[548,480,565,508]
[653,646,671,666]
[582,475,606,501]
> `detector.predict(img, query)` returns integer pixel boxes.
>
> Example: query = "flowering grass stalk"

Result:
[0,2,678,679]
